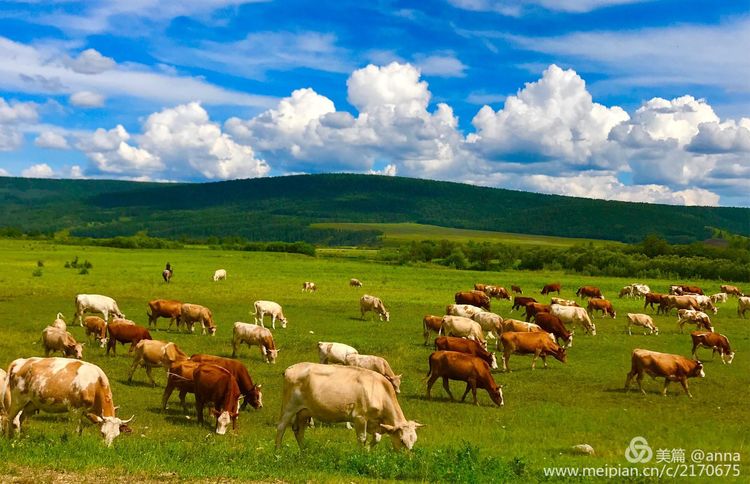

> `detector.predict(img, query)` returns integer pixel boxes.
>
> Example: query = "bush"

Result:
[78,267,89,275]
[36,260,44,267]
[32,268,43,277]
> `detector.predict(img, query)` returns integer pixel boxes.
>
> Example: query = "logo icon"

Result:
[625,436,653,463]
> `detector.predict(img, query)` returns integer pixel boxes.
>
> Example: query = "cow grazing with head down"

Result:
[455,291,491,311]
[423,315,444,345]
[42,326,84,359]
[511,285,522,294]
[576,286,603,299]
[626,313,659,335]
[349,278,363,287]
[661,295,701,314]
[181,303,217,335]
[587,298,616,318]
[533,313,573,348]
[471,311,503,344]
[127,340,187,386]
[426,351,503,407]
[691,295,718,314]
[5,357,133,446]
[162,360,200,413]
[721,285,744,297]
[106,321,152,356]
[625,349,705,398]
[317,341,358,365]
[709,293,728,304]
[485,286,510,300]
[500,331,566,372]
[213,269,227,282]
[232,322,278,363]
[434,336,498,370]
[541,283,561,296]
[190,355,263,410]
[276,362,423,450]
[83,316,108,348]
[302,281,317,292]
[677,310,714,333]
[511,296,536,312]
[690,332,734,365]
[360,295,390,322]
[146,299,182,329]
[344,354,402,394]
[194,364,241,435]
[74,294,124,325]
[550,305,596,335]
[737,297,750,318]
[680,285,704,295]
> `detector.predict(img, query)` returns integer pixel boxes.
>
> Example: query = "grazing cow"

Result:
[470,312,503,342]
[5,357,133,446]
[631,284,651,297]
[576,286,603,299]
[344,354,402,394]
[550,305,596,335]
[74,294,124,324]
[360,295,390,322]
[423,315,444,345]
[302,281,317,292]
[181,303,217,335]
[162,360,200,412]
[677,310,714,333]
[524,302,550,322]
[213,269,227,281]
[619,286,634,298]
[680,285,704,295]
[550,297,578,307]
[434,336,498,370]
[127,340,187,386]
[626,313,659,335]
[426,351,504,407]
[541,283,561,296]
[500,331,567,372]
[441,316,486,348]
[644,292,667,313]
[692,295,718,314]
[721,285,744,297]
[51,312,66,331]
[276,362,422,450]
[349,278,363,287]
[511,285,522,294]
[511,296,537,312]
[107,321,152,356]
[661,295,701,314]
[738,297,750,318]
[446,304,485,318]
[317,341,358,365]
[194,364,241,435]
[587,298,616,318]
[690,332,735,365]
[232,322,278,363]
[41,326,83,359]
[455,291,491,311]
[710,293,728,304]
[82,316,108,348]
[485,286,511,300]
[146,299,182,329]
[252,300,288,329]
[190,355,263,410]
[669,285,684,295]
[625,349,705,397]
[533,313,573,348]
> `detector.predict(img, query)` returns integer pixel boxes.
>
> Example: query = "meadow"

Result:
[0,239,748,482]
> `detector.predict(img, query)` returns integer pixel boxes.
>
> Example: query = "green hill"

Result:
[0,174,747,244]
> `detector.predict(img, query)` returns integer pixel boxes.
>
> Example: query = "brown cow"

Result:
[500,331,567,372]
[679,285,704,295]
[434,336,498,370]
[690,332,734,364]
[625,349,705,398]
[83,316,108,348]
[455,291,491,311]
[576,286,603,299]
[644,292,667,313]
[190,354,263,410]
[661,295,700,314]
[107,321,152,356]
[541,283,561,295]
[425,351,504,407]
[533,313,573,348]
[193,364,241,435]
[524,302,551,322]
[473,283,487,292]
[720,284,744,297]
[181,303,217,335]
[511,285,522,294]
[147,299,182,328]
[422,315,444,345]
[485,286,511,300]
[587,298,616,318]
[41,326,84,359]
[511,296,537,311]
[162,360,200,412]
[128,340,187,386]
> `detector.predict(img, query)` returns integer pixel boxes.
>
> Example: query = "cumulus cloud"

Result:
[69,90,105,108]
[0,97,38,151]
[21,163,55,178]
[64,49,115,74]
[35,131,70,149]
[77,125,162,175]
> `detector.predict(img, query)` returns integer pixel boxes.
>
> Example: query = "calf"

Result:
[533,313,573,348]
[511,296,537,312]
[41,326,83,359]
[690,332,735,365]
[576,286,603,299]
[253,300,288,329]
[455,291,491,311]
[83,316,108,348]
[434,336,498,370]
[422,315,444,345]
[349,278,363,287]
[541,283,561,295]
[232,322,278,363]
[344,354,402,394]
[360,295,390,322]
[181,303,217,335]
[190,354,263,410]
[107,321,152,356]
[147,299,182,328]
[587,298,616,318]
[709,293,728,304]
[425,351,504,406]
[193,364,241,435]
[625,349,705,398]
[128,340,187,386]
[626,313,659,335]
[500,331,567,372]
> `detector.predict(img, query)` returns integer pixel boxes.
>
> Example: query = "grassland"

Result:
[0,239,748,482]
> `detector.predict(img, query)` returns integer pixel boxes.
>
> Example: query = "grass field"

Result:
[0,239,747,482]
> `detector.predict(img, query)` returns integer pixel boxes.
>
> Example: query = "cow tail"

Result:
[423,356,434,381]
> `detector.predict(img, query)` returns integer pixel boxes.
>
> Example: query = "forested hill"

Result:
[0,174,747,244]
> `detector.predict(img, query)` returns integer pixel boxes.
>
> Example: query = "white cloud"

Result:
[368,164,398,176]
[76,125,163,175]
[21,163,55,178]
[0,97,38,151]
[448,0,651,15]
[35,130,70,149]
[414,54,467,78]
[0,168,9,176]
[347,62,432,117]
[69,90,105,108]
[64,48,115,74]
[687,119,750,154]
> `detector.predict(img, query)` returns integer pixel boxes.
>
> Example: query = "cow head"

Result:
[555,347,568,363]
[589,323,597,336]
[565,331,574,348]
[211,409,234,435]
[691,361,705,378]
[380,421,423,451]
[265,348,279,364]
[723,351,736,365]
[489,353,499,370]
[243,384,263,409]
[90,414,133,447]
[65,342,84,359]
[489,385,504,407]
[388,375,402,394]
[98,337,108,349]
[280,317,288,329]
[383,311,390,322]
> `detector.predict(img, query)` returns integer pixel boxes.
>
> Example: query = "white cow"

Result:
[253,300,287,329]
[626,313,659,335]
[42,326,84,359]
[275,362,422,450]
[709,293,728,304]
[441,316,486,347]
[739,297,750,318]
[692,295,718,314]
[52,312,67,331]
[74,294,124,325]
[446,304,485,318]
[318,342,359,365]
[470,312,503,343]
[360,295,390,322]
[232,322,279,363]
[213,269,227,281]
[344,354,402,394]
[550,305,597,335]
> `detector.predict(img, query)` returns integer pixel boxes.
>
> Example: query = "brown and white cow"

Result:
[470,311,503,344]
[455,291,491,311]
[445,304,485,318]
[360,295,390,322]
[5,357,133,445]
[738,297,750,318]
[624,349,705,398]
[626,313,659,335]
[106,321,152,356]
[181,303,217,335]
[533,313,574,348]
[550,305,597,335]
[721,285,744,297]
[423,315,444,345]
[232,322,278,363]
[190,355,263,410]
[276,362,422,450]
[349,278,363,287]
[127,340,187,386]
[42,326,84,359]
[434,336,498,370]
[302,281,317,292]
[692,295,718,314]
[677,309,714,333]
[690,332,734,364]
[425,351,504,407]
[146,299,182,329]
[82,316,108,348]
[550,297,579,307]
[576,286,603,299]
[193,364,241,435]
[709,292,728,304]
[344,354,402,394]
[511,296,537,312]
[485,286,511,300]
[500,331,567,372]
[541,283,561,296]
[587,298,616,318]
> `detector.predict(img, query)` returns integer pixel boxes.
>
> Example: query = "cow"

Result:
[82,316,108,348]
[106,321,152,356]
[524,302,550,322]
[690,332,735,365]
[630,284,651,297]
[434,336,498,370]
[146,299,182,329]
[51,312,66,331]
[625,349,705,398]
[677,310,714,333]
[317,342,358,365]
[550,297,578,307]
[275,362,423,450]
[692,295,718,314]
[181,303,217,335]
[500,331,567,372]
[213,269,227,281]
[455,291,491,311]
[473,283,487,292]
[644,292,667,313]
[619,286,635,298]
[669,285,684,295]
[626,313,659,336]
[533,313,574,348]
[422,315,444,345]
[0,368,6,432]
[232,322,278,364]
[511,285,522,294]
[721,285,744,297]
[5,357,133,446]
[41,326,84,359]
[127,340,187,386]
[441,316,486,348]
[739,297,750,318]
[541,283,561,296]
[445,304,485,318]
[190,355,263,410]
[74,294,124,325]
[302,281,317,292]
[587,298,616,318]
[162,360,200,412]
[349,278,363,287]
[661,295,701,314]
[112,317,136,326]
[709,293,728,304]
[485,286,510,300]
[470,311,503,343]
[360,295,390,322]
[193,364,241,435]
[511,296,537,312]
[344,354,402,394]
[425,351,504,407]
[680,285,704,295]
[576,286,603,299]
[252,300,288,329]
[500,319,548,335]
[550,305,596,335]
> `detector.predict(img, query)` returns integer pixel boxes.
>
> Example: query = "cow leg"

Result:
[541,353,548,369]
[179,390,189,414]
[195,396,205,424]
[662,379,671,396]
[145,365,156,387]
[692,344,699,359]
[503,352,510,372]
[460,382,471,402]
[292,413,308,447]
[162,383,174,410]
[627,324,632,336]
[442,376,455,400]
[426,374,439,400]
[127,357,141,383]
[275,412,294,450]
[352,417,368,447]
[231,337,239,358]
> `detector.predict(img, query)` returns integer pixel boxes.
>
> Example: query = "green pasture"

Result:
[0,239,747,482]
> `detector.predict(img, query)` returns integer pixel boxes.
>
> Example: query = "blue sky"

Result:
[0,0,748,206]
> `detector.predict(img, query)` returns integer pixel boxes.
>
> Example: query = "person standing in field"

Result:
[163,262,173,283]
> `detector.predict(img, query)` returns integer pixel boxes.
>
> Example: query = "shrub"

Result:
[32,268,43,277]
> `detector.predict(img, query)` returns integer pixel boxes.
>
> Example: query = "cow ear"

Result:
[380,423,397,433]
[413,422,425,428]
[210,408,220,416]
[119,424,133,433]
[255,384,262,390]
[86,413,103,424]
